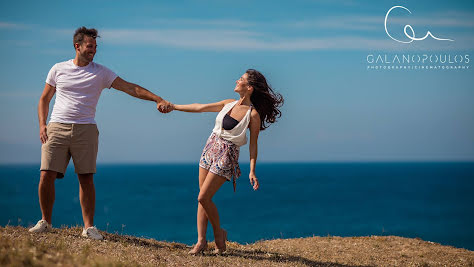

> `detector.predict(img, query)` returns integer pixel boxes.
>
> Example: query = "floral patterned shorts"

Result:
[199,133,241,189]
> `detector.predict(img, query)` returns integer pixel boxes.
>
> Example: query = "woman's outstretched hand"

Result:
[249,172,259,191]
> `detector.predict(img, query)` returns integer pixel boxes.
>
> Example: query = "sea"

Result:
[1,162,473,250]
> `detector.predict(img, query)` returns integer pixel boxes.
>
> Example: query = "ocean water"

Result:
[1,162,473,250]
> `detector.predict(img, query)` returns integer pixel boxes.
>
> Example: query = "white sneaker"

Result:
[29,219,52,233]
[82,226,103,240]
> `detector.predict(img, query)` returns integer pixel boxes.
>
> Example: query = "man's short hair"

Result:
[73,27,99,48]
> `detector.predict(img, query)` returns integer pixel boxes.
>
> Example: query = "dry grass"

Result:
[1,226,473,266]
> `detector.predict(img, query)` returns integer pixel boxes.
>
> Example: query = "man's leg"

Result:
[71,124,99,229]
[39,170,57,224]
[71,124,102,239]
[78,173,95,228]
[38,122,71,226]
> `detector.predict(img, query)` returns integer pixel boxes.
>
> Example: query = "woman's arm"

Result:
[173,99,234,113]
[249,109,261,191]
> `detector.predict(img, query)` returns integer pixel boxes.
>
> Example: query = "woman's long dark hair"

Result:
[246,69,284,130]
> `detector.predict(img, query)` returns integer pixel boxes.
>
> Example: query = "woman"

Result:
[172,69,283,254]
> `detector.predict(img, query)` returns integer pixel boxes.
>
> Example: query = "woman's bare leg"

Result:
[197,172,226,247]
[197,167,209,242]
[190,167,214,254]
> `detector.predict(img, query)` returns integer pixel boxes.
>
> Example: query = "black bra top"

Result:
[222,113,240,130]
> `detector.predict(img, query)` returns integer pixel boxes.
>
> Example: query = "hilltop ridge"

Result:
[1,226,473,266]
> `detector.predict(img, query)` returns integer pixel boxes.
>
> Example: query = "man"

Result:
[29,26,172,240]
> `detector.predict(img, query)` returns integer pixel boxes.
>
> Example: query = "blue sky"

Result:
[0,0,473,163]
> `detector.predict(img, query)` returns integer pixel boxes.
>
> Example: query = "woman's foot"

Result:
[213,228,227,255]
[188,240,208,255]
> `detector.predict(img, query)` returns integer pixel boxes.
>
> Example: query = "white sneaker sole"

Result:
[29,226,52,233]
[82,232,103,240]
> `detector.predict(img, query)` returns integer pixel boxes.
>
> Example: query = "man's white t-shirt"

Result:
[46,59,118,124]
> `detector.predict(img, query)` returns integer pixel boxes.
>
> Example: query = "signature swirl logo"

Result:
[384,5,454,43]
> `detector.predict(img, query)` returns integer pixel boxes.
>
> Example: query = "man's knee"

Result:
[40,171,56,184]
[78,174,94,185]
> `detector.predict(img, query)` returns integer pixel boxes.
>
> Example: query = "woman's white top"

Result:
[212,100,252,147]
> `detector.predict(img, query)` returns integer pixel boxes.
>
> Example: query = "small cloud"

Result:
[18,14,474,52]
[99,28,474,51]
[286,11,474,31]
[144,18,255,29]
[0,22,29,30]
[40,49,72,56]
[0,91,39,98]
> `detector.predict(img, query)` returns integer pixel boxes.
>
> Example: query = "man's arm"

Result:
[38,83,56,144]
[110,77,171,113]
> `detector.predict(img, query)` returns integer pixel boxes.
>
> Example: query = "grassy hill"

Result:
[1,226,473,266]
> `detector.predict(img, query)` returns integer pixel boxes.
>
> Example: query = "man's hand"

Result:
[157,100,173,113]
[40,125,48,144]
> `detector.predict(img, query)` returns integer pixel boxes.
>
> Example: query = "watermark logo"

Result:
[366,6,469,71]
[366,53,470,71]
[384,5,454,43]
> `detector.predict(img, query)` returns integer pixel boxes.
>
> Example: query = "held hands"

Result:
[249,172,259,191]
[157,99,174,113]
[39,125,48,144]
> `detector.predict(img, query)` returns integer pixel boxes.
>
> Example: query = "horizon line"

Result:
[1,160,474,166]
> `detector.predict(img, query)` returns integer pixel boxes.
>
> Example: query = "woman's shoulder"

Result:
[250,108,260,120]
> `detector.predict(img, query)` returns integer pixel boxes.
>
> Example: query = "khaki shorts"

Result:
[40,122,99,178]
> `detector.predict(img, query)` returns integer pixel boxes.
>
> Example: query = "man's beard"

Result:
[80,52,94,63]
